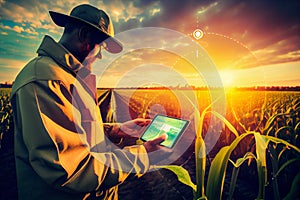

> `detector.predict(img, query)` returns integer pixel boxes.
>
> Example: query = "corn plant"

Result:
[154,92,300,200]
[0,90,14,150]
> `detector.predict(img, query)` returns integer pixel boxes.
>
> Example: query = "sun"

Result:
[219,70,235,87]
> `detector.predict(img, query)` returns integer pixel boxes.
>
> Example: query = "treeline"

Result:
[2,83,300,91]
[0,83,12,88]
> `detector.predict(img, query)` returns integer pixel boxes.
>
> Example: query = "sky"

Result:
[0,0,299,87]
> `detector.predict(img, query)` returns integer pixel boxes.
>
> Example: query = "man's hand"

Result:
[143,134,172,165]
[143,134,167,153]
[118,119,172,164]
[112,118,151,147]
[119,118,151,138]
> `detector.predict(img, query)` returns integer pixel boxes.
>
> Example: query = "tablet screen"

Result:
[141,115,189,148]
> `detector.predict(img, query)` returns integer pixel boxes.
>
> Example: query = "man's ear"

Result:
[78,26,90,43]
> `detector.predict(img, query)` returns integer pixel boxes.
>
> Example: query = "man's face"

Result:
[83,44,102,66]
[81,31,103,69]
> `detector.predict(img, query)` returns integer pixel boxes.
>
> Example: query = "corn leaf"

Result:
[206,145,230,200]
[209,111,239,138]
[227,152,256,200]
[268,143,280,200]
[263,113,286,135]
[264,135,300,153]
[192,94,222,199]
[230,97,247,133]
[278,146,288,161]
[294,121,300,133]
[153,165,196,192]
[195,136,206,199]
[254,132,268,167]
[274,126,291,138]
[283,172,300,200]
[275,158,300,177]
[206,132,254,200]
[254,132,269,199]
[228,166,240,200]
[229,152,256,168]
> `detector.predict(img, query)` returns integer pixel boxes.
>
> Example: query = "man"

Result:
[11,4,166,200]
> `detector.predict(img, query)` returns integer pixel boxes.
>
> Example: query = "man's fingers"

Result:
[150,134,168,145]
[143,134,168,153]
[135,118,151,126]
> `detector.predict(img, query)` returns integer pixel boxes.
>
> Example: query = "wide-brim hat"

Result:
[49,4,123,53]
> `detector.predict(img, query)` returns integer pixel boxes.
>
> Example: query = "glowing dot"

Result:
[193,29,203,40]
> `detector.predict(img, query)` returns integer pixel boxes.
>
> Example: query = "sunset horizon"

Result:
[0,2,300,200]
[0,0,299,87]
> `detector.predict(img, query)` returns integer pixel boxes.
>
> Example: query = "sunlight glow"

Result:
[219,70,235,87]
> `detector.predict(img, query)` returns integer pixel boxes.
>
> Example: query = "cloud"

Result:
[0,0,299,76]
[98,63,191,88]
[24,27,38,35]
[0,23,38,35]
[253,35,300,66]
[91,0,153,24]
[0,24,22,33]
[0,58,27,82]
[197,2,219,15]
[149,7,160,16]
[0,58,26,69]
[12,25,24,33]
[0,0,85,35]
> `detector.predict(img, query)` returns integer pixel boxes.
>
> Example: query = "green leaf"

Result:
[153,165,196,192]
[209,111,239,138]
[283,172,300,200]
[195,136,206,198]
[275,158,300,177]
[228,166,240,200]
[206,132,254,200]
[188,93,222,199]
[197,197,208,200]
[264,135,300,153]
[254,132,269,199]
[268,143,280,200]
[206,146,230,200]
[227,152,257,200]
[254,132,269,167]
[263,113,286,135]
[294,121,300,134]
[274,126,292,138]
[278,146,288,161]
[229,152,256,168]
[229,98,247,133]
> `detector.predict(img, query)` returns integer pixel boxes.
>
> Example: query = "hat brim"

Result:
[49,11,123,54]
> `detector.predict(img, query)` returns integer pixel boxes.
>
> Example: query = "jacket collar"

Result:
[37,35,97,99]
[37,35,83,73]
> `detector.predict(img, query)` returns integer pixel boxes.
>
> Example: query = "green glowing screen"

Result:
[141,115,189,148]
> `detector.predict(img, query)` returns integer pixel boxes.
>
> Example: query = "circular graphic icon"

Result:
[193,29,204,40]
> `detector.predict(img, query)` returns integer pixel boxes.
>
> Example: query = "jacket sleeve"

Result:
[13,80,149,193]
[103,123,122,144]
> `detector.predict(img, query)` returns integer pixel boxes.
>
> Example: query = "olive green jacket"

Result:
[10,36,149,200]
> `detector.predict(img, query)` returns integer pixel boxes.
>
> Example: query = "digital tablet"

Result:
[141,115,189,148]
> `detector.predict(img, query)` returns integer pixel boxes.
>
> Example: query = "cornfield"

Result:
[1,88,300,199]
[0,88,16,200]
[0,88,13,150]
[104,89,300,200]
